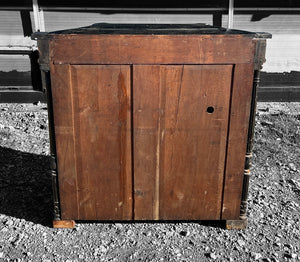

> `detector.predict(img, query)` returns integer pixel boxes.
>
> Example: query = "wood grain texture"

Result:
[50,35,255,65]
[160,65,232,220]
[70,65,132,220]
[133,65,160,220]
[133,65,232,220]
[50,64,79,220]
[221,63,255,220]
[46,31,261,222]
[51,64,132,220]
[53,220,75,229]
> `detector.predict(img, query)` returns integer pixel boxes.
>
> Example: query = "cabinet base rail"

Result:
[53,220,75,229]
[52,219,247,229]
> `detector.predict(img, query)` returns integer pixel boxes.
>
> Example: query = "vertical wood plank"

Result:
[160,65,232,220]
[133,65,160,220]
[133,65,232,220]
[70,65,132,220]
[221,63,255,220]
[50,64,79,220]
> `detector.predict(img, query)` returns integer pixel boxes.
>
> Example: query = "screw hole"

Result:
[207,106,214,114]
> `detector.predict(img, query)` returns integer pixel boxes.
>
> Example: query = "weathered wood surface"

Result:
[53,220,75,229]
[51,64,132,220]
[134,65,232,220]
[45,30,264,222]
[133,65,160,220]
[49,35,255,65]
[221,63,254,220]
[50,64,79,220]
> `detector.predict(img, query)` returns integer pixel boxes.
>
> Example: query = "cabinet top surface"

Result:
[33,23,271,39]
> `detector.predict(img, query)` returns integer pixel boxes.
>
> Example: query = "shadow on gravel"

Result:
[0,146,228,229]
[0,146,53,227]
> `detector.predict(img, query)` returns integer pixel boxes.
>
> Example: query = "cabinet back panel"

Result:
[133,65,232,220]
[52,65,133,220]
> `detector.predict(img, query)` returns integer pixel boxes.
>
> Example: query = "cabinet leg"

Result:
[53,220,75,229]
[226,218,248,230]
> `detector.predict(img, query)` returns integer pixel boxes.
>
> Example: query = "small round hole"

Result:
[207,106,214,114]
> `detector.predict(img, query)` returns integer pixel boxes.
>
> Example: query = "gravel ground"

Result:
[0,102,299,262]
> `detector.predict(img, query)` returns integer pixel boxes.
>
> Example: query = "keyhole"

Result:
[207,106,214,114]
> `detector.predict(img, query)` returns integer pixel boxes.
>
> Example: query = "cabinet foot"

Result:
[53,220,75,228]
[226,218,248,229]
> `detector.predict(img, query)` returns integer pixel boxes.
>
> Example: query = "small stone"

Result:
[292,254,297,259]
[127,229,133,235]
[210,253,218,260]
[99,245,107,253]
[79,254,84,259]
[0,252,3,258]
[174,248,181,254]
[288,163,297,171]
[253,253,262,260]
[237,239,245,246]
[261,120,274,126]
[5,220,13,226]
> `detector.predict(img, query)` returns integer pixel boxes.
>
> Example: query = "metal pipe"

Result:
[32,0,45,32]
[227,0,234,29]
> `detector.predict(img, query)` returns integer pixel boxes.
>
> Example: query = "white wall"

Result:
[227,14,300,73]
[1,10,299,74]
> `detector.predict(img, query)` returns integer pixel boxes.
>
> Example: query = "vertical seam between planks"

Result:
[69,64,80,220]
[220,64,235,220]
[154,66,162,220]
[130,65,135,220]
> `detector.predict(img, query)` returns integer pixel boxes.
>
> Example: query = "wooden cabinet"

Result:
[34,24,270,228]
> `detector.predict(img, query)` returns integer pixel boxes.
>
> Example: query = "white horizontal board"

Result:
[42,12,213,31]
[0,11,24,35]
[0,55,30,72]
[224,14,300,73]
[1,11,300,74]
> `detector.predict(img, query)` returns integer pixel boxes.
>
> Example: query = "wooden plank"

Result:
[53,220,75,229]
[50,35,254,65]
[70,65,132,220]
[133,65,232,220]
[133,65,160,220]
[50,64,79,220]
[160,65,232,220]
[221,63,254,220]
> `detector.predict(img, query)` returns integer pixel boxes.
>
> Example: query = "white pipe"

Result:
[32,0,45,32]
[228,0,234,29]
[32,0,40,31]
[39,7,45,31]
